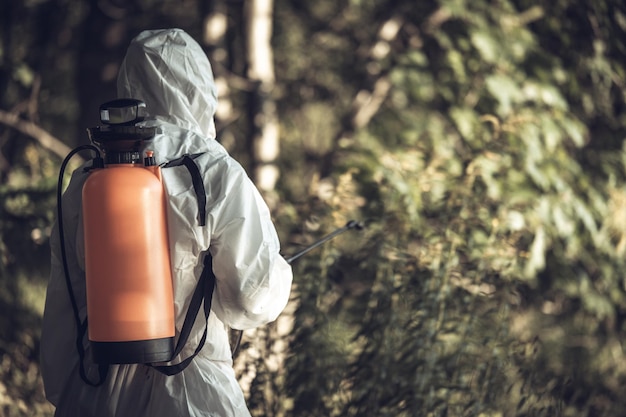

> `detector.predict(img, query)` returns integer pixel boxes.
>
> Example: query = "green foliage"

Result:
[278,0,626,416]
[0,150,56,416]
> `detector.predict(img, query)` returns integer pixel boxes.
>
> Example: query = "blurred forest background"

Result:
[2,0,626,416]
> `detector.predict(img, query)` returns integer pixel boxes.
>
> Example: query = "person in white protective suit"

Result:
[41,28,293,417]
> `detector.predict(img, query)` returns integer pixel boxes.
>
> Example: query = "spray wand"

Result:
[284,220,364,264]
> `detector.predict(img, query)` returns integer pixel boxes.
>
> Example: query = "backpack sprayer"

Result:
[58,99,175,374]
[57,98,364,381]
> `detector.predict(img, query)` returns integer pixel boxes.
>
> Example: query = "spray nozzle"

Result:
[345,220,364,230]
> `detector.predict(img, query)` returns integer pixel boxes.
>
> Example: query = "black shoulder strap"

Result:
[162,153,207,226]
[150,153,212,375]
[150,253,216,376]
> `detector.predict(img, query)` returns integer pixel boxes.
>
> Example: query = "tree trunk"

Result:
[245,0,280,202]
[201,0,238,152]
[233,3,294,414]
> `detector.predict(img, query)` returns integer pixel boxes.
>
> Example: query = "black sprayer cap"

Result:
[105,151,142,165]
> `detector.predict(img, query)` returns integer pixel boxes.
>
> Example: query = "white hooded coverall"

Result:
[41,28,293,417]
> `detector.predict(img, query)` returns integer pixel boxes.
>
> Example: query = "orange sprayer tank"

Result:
[82,99,174,364]
[82,161,175,364]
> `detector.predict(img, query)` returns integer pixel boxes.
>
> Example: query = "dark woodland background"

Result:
[2,0,626,416]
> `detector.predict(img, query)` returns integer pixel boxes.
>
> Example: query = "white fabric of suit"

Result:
[41,28,293,417]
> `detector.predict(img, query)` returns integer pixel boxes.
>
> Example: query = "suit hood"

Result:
[117,28,217,139]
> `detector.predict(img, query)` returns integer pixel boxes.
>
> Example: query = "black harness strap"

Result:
[162,153,207,226]
[148,153,212,375]
[150,254,215,376]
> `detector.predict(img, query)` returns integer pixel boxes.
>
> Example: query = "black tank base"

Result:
[91,337,175,365]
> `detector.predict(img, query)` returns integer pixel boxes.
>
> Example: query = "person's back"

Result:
[41,28,293,417]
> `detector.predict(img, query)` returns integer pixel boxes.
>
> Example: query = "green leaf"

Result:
[486,74,523,116]
[450,106,479,141]
[470,29,499,64]
[524,225,546,279]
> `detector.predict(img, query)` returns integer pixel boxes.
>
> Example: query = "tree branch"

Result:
[0,109,80,162]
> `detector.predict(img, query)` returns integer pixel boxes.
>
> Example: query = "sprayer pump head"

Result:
[87,99,156,164]
[100,98,148,126]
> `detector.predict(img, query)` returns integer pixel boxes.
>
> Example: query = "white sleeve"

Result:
[207,162,293,330]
